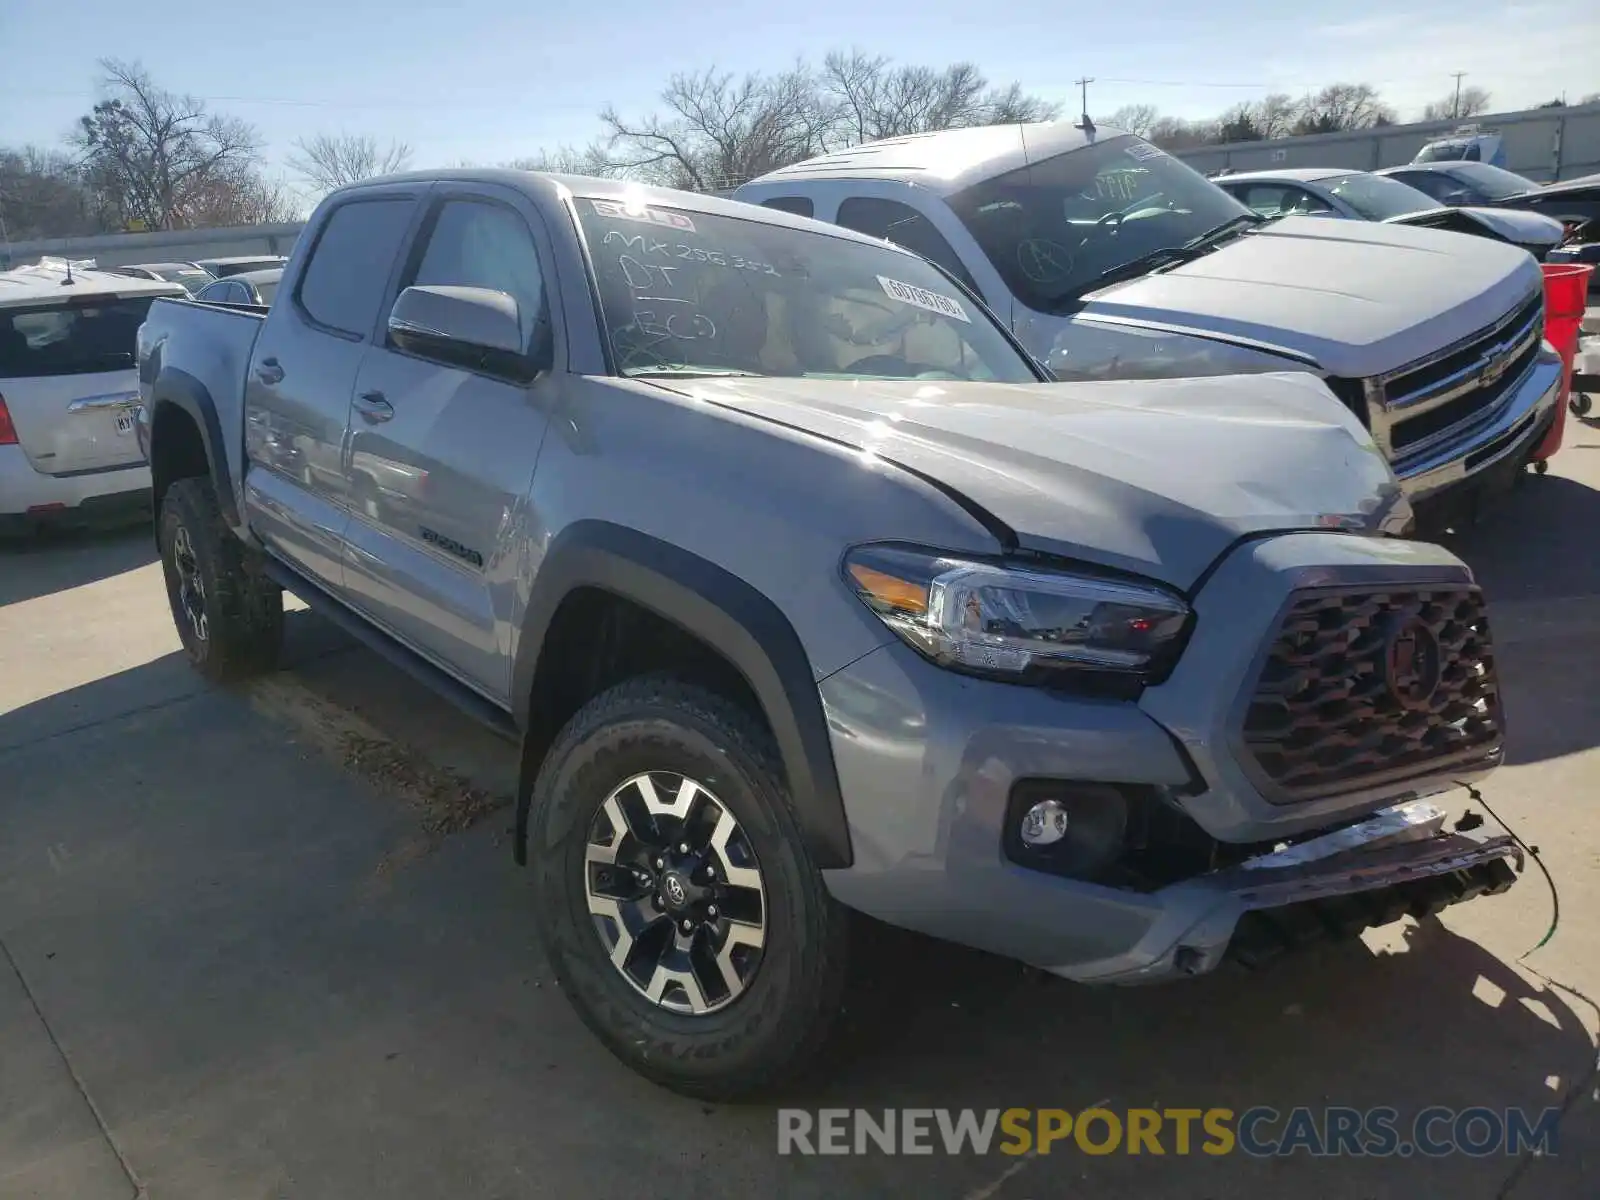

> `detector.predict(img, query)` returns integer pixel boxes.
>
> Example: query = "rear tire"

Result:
[158,478,283,682]
[1573,392,1593,418]
[528,676,849,1100]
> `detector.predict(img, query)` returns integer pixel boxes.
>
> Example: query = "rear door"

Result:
[0,291,173,476]
[340,185,560,698]
[242,187,423,588]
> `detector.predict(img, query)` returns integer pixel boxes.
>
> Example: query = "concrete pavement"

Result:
[3,430,1599,1199]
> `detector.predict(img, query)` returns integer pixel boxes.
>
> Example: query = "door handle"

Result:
[256,357,285,385]
[355,391,394,423]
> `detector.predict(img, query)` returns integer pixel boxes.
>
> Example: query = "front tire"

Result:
[528,676,849,1100]
[158,478,283,682]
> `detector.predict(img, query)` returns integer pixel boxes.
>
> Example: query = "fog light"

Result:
[1020,799,1070,847]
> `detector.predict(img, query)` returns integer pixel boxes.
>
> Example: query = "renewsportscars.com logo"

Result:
[777,1106,1562,1158]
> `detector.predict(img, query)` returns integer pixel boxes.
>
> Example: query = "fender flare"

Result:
[146,366,239,528]
[511,521,853,870]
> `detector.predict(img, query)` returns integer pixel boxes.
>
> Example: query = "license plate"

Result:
[115,413,136,435]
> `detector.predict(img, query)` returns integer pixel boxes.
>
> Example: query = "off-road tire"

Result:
[528,675,849,1100]
[158,478,283,682]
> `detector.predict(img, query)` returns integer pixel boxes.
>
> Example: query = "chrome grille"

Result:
[1367,292,1544,465]
[1241,587,1503,804]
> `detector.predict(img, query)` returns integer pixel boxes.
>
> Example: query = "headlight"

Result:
[844,545,1192,687]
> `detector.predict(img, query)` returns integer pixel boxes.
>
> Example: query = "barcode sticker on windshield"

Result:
[1125,142,1167,161]
[876,276,971,323]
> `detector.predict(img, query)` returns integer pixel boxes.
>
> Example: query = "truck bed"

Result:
[137,297,267,524]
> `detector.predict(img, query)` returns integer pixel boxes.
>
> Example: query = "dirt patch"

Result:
[339,730,506,836]
[247,675,512,868]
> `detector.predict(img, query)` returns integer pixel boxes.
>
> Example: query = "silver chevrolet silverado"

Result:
[137,171,1521,1099]
[734,121,1564,527]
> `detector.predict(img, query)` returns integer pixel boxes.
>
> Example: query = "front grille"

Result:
[1241,588,1503,803]
[1390,337,1541,452]
[1375,291,1544,459]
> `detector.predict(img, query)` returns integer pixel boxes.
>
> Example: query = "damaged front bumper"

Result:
[1046,800,1523,985]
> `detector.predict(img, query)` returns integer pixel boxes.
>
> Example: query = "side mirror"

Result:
[388,285,543,378]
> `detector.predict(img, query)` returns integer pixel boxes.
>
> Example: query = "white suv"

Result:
[0,259,184,534]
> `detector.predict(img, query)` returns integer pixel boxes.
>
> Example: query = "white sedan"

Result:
[1214,167,1566,259]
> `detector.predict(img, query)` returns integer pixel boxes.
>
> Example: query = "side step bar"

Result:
[261,557,521,744]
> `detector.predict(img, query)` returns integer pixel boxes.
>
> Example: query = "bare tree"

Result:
[1255,94,1298,139]
[1293,83,1396,135]
[1107,104,1160,138]
[186,166,301,226]
[1147,115,1217,150]
[502,144,616,176]
[73,59,264,230]
[1422,86,1492,122]
[590,54,1058,191]
[0,146,97,239]
[288,132,412,192]
[598,64,834,190]
[819,51,1057,144]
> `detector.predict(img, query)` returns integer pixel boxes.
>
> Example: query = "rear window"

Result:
[297,198,415,336]
[0,297,154,379]
[159,268,215,293]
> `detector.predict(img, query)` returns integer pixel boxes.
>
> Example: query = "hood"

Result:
[1539,172,1600,197]
[681,372,1405,590]
[1077,216,1543,379]
[1382,205,1567,250]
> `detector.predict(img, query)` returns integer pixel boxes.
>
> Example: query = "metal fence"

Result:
[1171,101,1600,184]
[0,221,306,272]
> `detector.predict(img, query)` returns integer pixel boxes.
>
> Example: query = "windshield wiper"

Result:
[1059,246,1193,301]
[1182,213,1263,250]
[1057,213,1264,303]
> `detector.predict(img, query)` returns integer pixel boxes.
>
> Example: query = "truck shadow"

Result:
[0,521,156,609]
[1445,472,1600,603]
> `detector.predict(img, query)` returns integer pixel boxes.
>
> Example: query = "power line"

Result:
[1092,77,1273,89]
[0,87,599,114]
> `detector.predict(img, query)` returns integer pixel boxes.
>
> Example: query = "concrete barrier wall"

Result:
[0,222,307,271]
[1172,102,1600,184]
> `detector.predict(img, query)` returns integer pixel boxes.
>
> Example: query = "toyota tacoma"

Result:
[138,171,1522,1099]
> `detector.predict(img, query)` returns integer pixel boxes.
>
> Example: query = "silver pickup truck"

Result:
[138,171,1521,1099]
[734,121,1564,528]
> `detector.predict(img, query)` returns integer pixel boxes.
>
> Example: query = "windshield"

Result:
[0,297,154,378]
[157,267,214,293]
[1416,140,1476,163]
[945,134,1252,313]
[576,198,1039,383]
[1446,162,1538,200]
[1323,173,1436,220]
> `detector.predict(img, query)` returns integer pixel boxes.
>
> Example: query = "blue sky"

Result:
[3,0,1595,189]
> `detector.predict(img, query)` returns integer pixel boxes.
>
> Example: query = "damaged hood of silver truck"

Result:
[687,370,1409,590]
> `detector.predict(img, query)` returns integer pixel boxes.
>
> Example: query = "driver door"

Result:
[340,186,560,700]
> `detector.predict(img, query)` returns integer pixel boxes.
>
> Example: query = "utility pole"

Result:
[1074,77,1094,123]
[1450,71,1467,120]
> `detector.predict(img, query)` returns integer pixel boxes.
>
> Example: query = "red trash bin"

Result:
[1532,262,1594,465]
